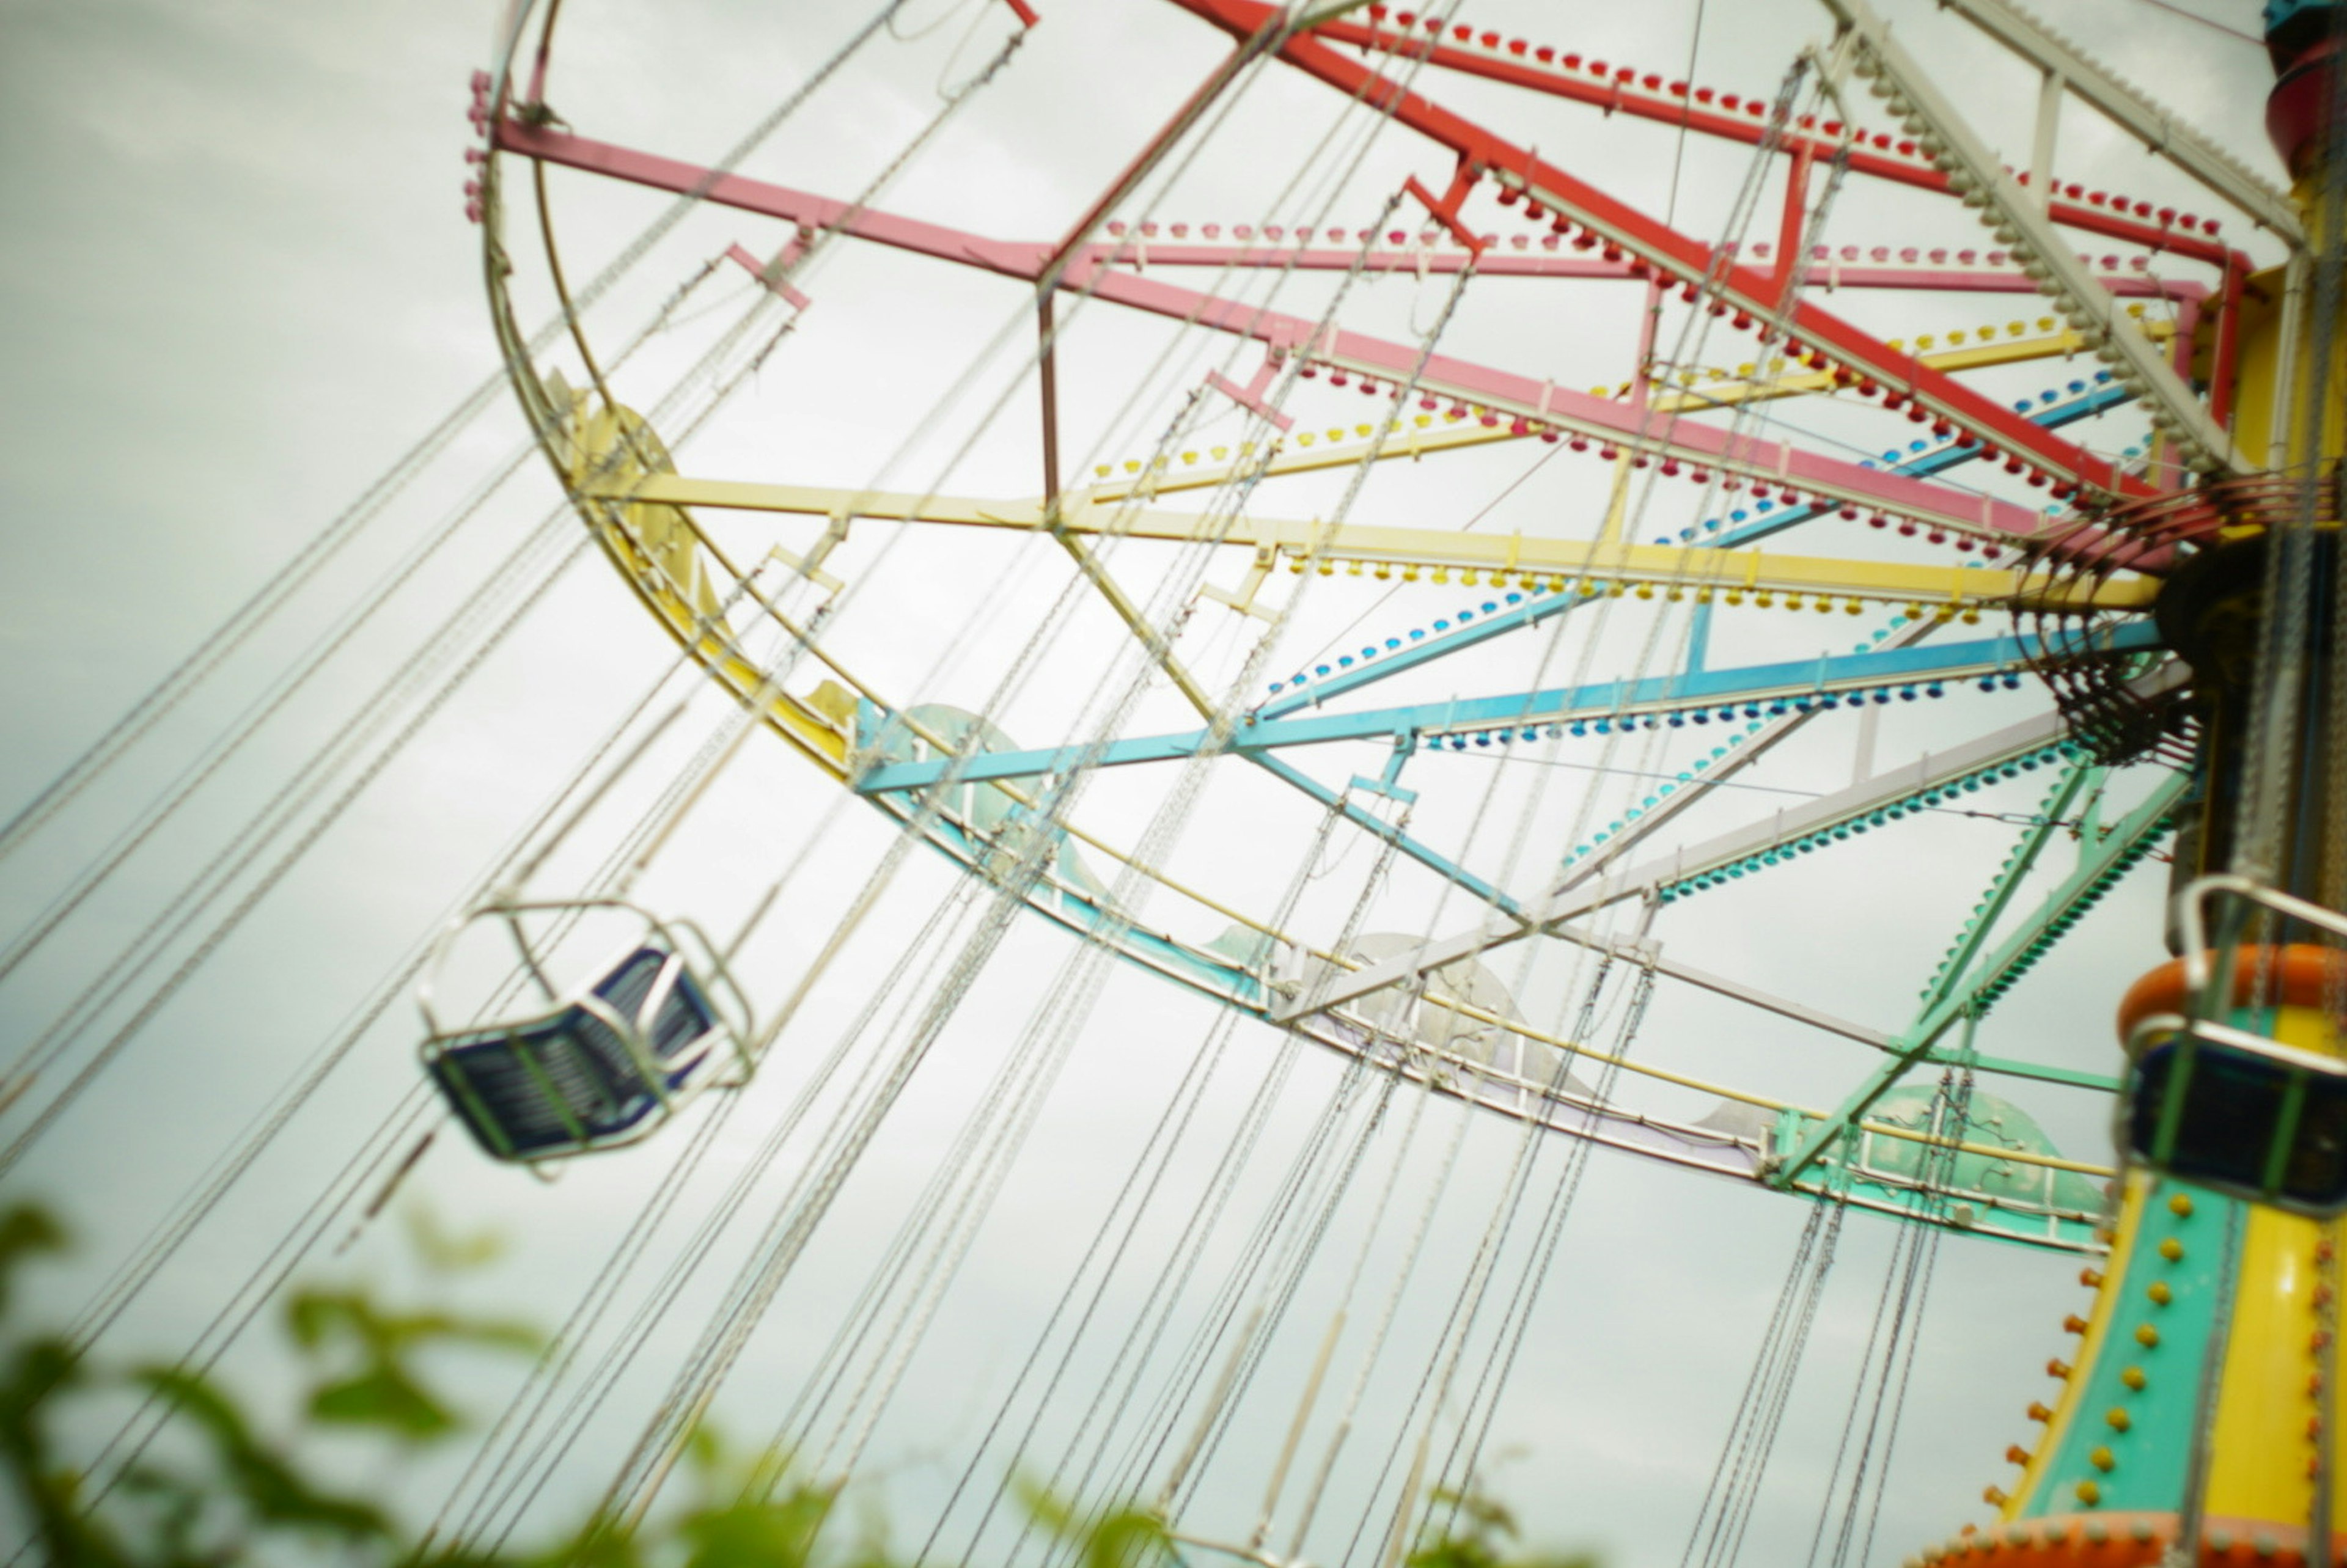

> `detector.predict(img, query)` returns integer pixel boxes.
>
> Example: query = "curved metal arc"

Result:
[475,4,2154,1248]
[872,772,2114,1237]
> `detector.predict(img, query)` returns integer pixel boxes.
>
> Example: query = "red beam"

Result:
[1310,16,2242,273]
[1170,0,2158,502]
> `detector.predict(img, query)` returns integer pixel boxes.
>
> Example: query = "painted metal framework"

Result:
[469,0,2274,1251]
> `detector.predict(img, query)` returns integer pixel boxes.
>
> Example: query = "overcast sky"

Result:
[0,1,2292,1564]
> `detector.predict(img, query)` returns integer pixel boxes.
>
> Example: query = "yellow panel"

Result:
[2203,1000,2338,1524]
[2203,1203,2322,1523]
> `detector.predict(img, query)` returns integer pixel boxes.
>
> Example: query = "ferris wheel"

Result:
[7,0,2346,1563]
[440,0,2342,1558]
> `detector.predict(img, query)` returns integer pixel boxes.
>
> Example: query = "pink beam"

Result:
[495,123,2086,546]
[724,241,811,310]
[501,123,2198,304]
[1310,15,2244,273]
[497,121,1053,279]
[1071,239,2206,303]
[1172,0,2154,504]
[1063,252,2071,546]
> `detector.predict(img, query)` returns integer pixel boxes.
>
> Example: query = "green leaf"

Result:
[132,1365,391,1542]
[405,1206,509,1273]
[285,1286,537,1444]
[307,1364,453,1439]
[0,1204,65,1319]
[1082,1508,1173,1568]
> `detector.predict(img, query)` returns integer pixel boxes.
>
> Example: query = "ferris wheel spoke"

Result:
[1902,767,2184,1041]
[1902,0,2301,245]
[1068,277,2082,542]
[498,115,2214,312]
[1269,670,2187,1025]
[1227,388,2134,727]
[1241,751,1525,917]
[1061,232,2204,299]
[1824,0,2249,474]
[601,469,2137,603]
[1174,0,2175,502]
[851,622,2154,796]
[1295,9,2249,265]
[1078,325,2144,504]
[1768,766,2186,1190]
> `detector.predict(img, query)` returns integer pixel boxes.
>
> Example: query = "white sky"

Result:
[0,1,2292,1564]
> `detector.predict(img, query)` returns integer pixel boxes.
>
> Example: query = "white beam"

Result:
[1274,706,2076,1024]
[1824,0,2252,475]
[1928,0,2303,248]
[1274,659,2189,1024]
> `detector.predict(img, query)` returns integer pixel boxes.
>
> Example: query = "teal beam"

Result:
[1914,763,2096,1019]
[1908,768,2187,1047]
[1937,1052,2117,1092]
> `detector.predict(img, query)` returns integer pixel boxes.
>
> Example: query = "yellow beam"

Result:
[593,473,2156,613]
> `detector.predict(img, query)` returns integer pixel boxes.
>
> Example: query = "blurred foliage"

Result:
[0,1203,1594,1567]
[1406,1487,1598,1568]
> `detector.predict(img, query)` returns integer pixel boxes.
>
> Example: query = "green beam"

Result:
[1907,768,2187,1048]
[1766,768,2186,1189]
[1914,763,2095,1019]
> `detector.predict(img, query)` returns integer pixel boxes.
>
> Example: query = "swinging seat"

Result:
[419,902,754,1163]
[2118,877,2347,1216]
[2123,1018,2347,1216]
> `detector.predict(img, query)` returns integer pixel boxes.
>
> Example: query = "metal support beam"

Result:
[1768,766,2186,1184]
[1240,384,2132,728]
[854,624,2158,791]
[1051,530,1218,719]
[509,114,2159,521]
[1821,0,2250,474]
[1085,342,2142,508]
[1271,700,2103,1024]
[1304,9,2245,266]
[1927,0,2304,247]
[600,473,2151,610]
[1906,767,2187,1049]
[1913,762,2094,1019]
[1165,0,2159,502]
[1246,752,1522,918]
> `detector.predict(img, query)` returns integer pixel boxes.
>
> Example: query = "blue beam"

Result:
[855,621,2160,792]
[1247,383,2129,720]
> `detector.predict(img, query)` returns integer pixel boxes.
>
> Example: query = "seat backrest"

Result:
[591,945,715,1062]
[2129,1035,2347,1213]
